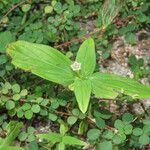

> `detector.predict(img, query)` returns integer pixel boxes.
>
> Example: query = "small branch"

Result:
[87,116,117,133]
[54,28,103,49]
[54,14,135,49]
[3,0,30,17]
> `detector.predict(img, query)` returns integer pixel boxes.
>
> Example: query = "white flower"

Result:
[71,61,81,71]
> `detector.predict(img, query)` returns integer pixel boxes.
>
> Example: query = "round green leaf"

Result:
[102,130,114,139]
[143,125,150,134]
[4,82,11,90]
[13,94,21,101]
[125,33,137,44]
[114,119,124,130]
[143,119,150,125]
[40,109,48,116]
[12,84,20,94]
[113,135,123,144]
[96,118,105,129]
[97,141,112,150]
[22,103,31,111]
[133,128,143,136]
[139,134,150,145]
[6,100,15,110]
[25,110,33,119]
[2,87,8,94]
[8,109,16,116]
[51,100,59,109]
[122,112,133,123]
[29,141,38,150]
[17,110,24,118]
[31,104,41,113]
[22,4,31,12]
[48,113,57,121]
[87,129,101,141]
[67,116,77,125]
[20,89,28,96]
[40,99,49,106]
[27,127,36,134]
[44,6,53,14]
[18,131,28,141]
[72,108,80,116]
[124,124,133,135]
[0,55,7,65]
[27,134,35,142]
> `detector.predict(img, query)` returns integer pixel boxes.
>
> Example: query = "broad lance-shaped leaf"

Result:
[62,136,87,146]
[0,121,23,150]
[74,79,92,113]
[90,72,150,99]
[76,38,96,77]
[37,133,62,143]
[37,133,87,146]
[7,41,74,85]
[0,146,24,150]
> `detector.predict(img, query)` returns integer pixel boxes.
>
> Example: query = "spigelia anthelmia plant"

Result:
[7,38,150,113]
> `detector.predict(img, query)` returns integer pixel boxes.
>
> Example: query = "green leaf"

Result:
[37,133,62,143]
[20,89,28,96]
[96,118,105,129]
[114,119,124,130]
[122,112,133,123]
[22,103,31,111]
[62,136,87,146]
[22,4,31,13]
[4,82,11,90]
[74,78,92,113]
[143,118,150,125]
[24,110,33,119]
[48,113,57,121]
[7,41,74,86]
[44,6,53,14]
[87,129,101,141]
[113,134,126,144]
[12,84,20,94]
[0,121,23,148]
[27,127,36,134]
[76,38,96,76]
[139,134,150,145]
[60,124,68,136]
[0,55,8,65]
[90,72,150,99]
[57,142,65,150]
[125,33,137,44]
[132,128,143,136]
[102,130,114,139]
[72,108,80,116]
[124,124,133,135]
[31,104,41,113]
[0,31,15,53]
[29,141,38,150]
[27,134,35,142]
[78,121,88,135]
[94,110,112,119]
[13,94,21,101]
[67,116,77,125]
[18,132,28,141]
[6,101,15,110]
[17,110,24,118]
[96,141,112,150]
[143,125,150,134]
[0,146,24,150]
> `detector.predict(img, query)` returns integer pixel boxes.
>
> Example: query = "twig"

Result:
[54,28,103,49]
[3,0,30,17]
[87,116,117,133]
